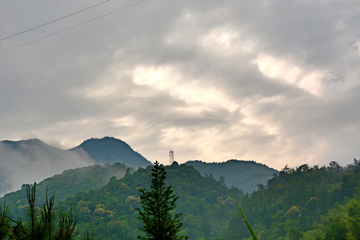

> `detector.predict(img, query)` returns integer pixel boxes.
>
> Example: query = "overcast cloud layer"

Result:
[1,0,360,170]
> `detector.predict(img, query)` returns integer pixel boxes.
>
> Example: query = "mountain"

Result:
[71,136,151,169]
[185,159,278,193]
[0,138,94,196]
[0,137,151,196]
[1,162,133,219]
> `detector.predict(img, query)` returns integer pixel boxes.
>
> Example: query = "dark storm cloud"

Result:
[0,0,359,173]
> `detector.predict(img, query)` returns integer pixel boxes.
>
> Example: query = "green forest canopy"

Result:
[2,159,360,239]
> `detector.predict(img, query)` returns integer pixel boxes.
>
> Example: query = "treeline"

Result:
[3,158,360,239]
[225,159,360,239]
[56,162,243,239]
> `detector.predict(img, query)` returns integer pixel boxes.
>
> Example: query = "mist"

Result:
[0,139,94,196]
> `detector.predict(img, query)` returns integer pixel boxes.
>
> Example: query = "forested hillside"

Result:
[3,156,360,239]
[224,159,360,240]
[1,162,133,219]
[185,160,278,193]
[56,162,243,240]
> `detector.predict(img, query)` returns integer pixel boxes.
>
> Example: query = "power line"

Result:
[0,0,146,54]
[0,0,111,42]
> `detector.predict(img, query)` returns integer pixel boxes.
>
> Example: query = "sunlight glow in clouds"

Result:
[253,55,326,96]
[133,66,239,112]
[198,26,256,55]
[1,0,360,174]
[111,116,136,127]
[160,126,236,162]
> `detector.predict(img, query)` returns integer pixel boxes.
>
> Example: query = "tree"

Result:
[0,201,11,240]
[136,161,187,240]
[219,175,226,186]
[0,183,92,240]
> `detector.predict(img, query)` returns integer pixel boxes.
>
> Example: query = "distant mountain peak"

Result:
[79,136,132,148]
[72,136,151,169]
[1,138,49,150]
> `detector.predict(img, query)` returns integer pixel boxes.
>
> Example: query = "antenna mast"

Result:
[169,150,174,164]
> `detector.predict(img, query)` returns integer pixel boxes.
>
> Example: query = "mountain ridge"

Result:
[0,136,151,196]
[185,159,278,193]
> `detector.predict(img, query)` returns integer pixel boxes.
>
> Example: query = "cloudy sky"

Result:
[1,0,360,170]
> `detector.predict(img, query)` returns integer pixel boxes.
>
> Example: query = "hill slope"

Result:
[185,159,278,193]
[71,136,151,169]
[1,162,133,219]
[225,160,360,239]
[56,162,244,240]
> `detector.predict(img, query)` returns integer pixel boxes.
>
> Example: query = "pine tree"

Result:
[136,161,187,240]
[0,201,11,240]
[0,183,91,240]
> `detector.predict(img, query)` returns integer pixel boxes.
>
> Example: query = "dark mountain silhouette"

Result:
[185,159,278,193]
[71,136,151,169]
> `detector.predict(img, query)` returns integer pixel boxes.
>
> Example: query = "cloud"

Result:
[0,0,360,172]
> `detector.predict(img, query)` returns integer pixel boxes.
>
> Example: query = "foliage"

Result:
[233,194,258,240]
[1,162,132,219]
[136,161,187,240]
[225,159,360,240]
[6,150,360,239]
[56,162,242,239]
[0,201,11,240]
[0,183,83,240]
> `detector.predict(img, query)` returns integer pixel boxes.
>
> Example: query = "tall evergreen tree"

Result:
[0,183,91,240]
[136,161,187,240]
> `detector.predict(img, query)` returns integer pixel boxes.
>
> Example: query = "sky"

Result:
[1,0,360,171]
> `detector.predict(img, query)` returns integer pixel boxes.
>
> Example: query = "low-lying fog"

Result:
[0,139,94,196]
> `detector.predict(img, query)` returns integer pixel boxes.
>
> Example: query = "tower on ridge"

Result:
[169,150,174,164]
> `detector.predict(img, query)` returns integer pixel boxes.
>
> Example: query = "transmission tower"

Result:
[169,150,174,164]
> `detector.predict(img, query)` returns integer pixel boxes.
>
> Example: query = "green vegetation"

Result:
[225,159,360,239]
[1,163,133,219]
[136,161,187,239]
[3,145,360,240]
[233,195,258,240]
[0,201,11,239]
[56,162,242,239]
[0,183,80,240]
[185,160,278,193]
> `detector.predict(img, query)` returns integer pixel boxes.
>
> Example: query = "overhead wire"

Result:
[0,0,111,42]
[0,0,146,54]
